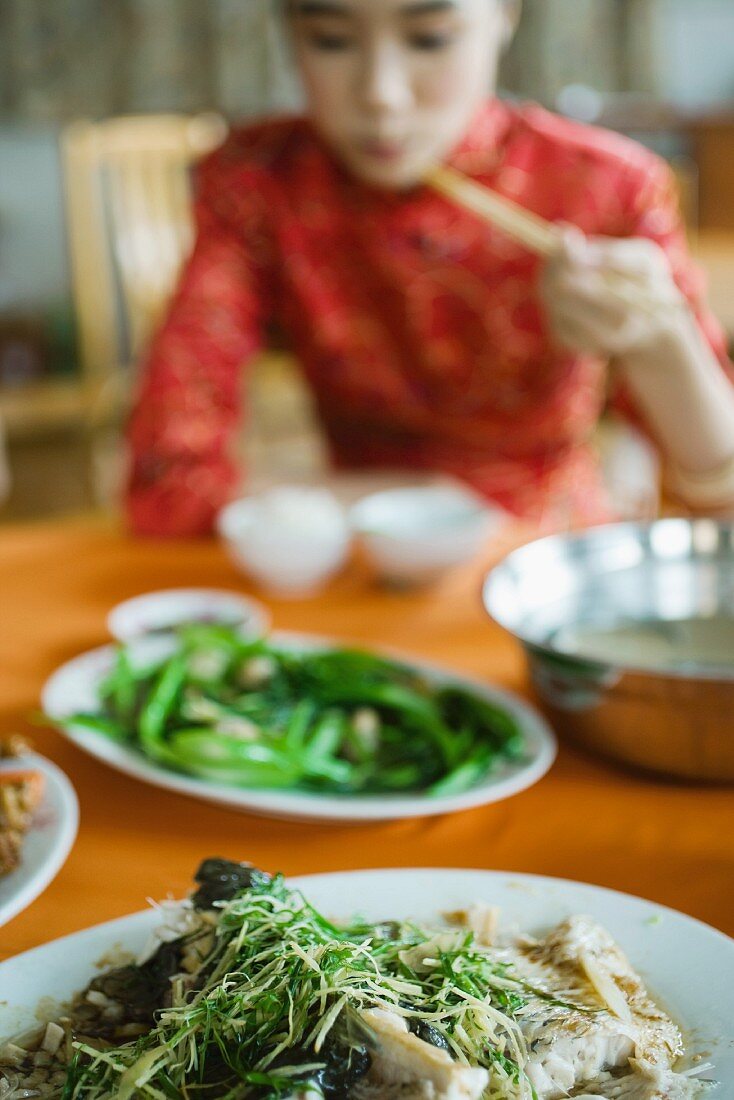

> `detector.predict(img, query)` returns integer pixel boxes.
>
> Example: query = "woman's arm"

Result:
[126,153,268,537]
[540,206,734,510]
[619,298,734,478]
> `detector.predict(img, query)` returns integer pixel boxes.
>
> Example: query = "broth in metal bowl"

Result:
[483,519,734,781]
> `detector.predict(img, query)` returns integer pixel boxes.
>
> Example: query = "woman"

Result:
[127,0,734,535]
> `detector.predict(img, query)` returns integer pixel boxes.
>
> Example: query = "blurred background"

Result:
[1,0,733,522]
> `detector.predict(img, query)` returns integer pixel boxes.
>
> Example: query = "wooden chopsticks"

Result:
[426,165,682,317]
[428,165,559,257]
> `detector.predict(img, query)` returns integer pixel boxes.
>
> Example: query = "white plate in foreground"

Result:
[0,753,79,928]
[0,868,731,1086]
[41,633,556,822]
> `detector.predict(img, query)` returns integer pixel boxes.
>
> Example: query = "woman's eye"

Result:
[408,32,455,51]
[306,32,354,51]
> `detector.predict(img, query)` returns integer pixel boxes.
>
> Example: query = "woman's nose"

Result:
[357,43,414,115]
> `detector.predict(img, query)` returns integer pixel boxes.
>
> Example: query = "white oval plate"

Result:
[41,632,556,822]
[0,868,731,1087]
[0,753,79,928]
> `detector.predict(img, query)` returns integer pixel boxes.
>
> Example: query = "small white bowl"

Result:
[217,488,351,597]
[351,484,503,586]
[108,588,270,642]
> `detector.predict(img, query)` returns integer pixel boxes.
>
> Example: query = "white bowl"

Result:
[108,588,270,641]
[217,489,351,597]
[351,484,503,586]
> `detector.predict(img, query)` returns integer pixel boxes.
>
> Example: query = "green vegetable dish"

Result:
[56,626,526,797]
[0,860,709,1099]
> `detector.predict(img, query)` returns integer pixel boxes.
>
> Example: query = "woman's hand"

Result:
[539,226,684,360]
[541,227,734,505]
[539,228,734,509]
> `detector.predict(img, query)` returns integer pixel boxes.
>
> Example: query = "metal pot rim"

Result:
[483,518,734,685]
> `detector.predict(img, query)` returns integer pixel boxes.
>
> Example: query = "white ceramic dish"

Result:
[1,867,731,1089]
[217,489,352,596]
[350,485,504,586]
[0,753,79,928]
[108,588,270,642]
[41,631,555,822]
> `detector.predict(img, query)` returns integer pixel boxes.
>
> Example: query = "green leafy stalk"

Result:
[54,628,526,798]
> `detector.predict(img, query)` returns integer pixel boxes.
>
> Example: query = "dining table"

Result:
[1,513,732,965]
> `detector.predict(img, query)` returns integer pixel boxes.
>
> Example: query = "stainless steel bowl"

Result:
[483,519,734,781]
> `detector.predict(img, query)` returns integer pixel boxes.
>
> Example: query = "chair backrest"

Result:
[61,113,228,385]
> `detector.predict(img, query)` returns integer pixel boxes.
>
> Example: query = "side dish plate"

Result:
[41,632,556,822]
[0,753,79,928]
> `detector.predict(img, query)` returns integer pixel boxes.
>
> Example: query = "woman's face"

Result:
[289,0,517,189]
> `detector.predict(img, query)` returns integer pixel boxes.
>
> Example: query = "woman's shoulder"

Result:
[507,100,663,179]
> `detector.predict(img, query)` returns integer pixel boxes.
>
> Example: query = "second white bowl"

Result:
[351,484,503,586]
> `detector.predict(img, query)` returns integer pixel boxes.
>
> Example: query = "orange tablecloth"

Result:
[1,516,732,961]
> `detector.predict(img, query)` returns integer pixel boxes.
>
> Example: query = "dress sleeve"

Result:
[125,150,267,537]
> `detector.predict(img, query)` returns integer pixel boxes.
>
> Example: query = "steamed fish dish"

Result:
[0,861,711,1099]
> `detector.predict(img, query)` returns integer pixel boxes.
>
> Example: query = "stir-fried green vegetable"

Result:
[56,626,525,796]
[63,866,553,1100]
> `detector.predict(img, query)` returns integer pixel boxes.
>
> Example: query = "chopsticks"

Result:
[426,165,682,317]
[428,165,559,258]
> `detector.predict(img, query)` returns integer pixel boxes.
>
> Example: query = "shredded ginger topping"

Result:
[64,875,558,1099]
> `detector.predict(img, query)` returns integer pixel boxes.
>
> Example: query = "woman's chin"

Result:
[344,153,430,192]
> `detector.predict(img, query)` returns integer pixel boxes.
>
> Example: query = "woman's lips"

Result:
[358,138,407,163]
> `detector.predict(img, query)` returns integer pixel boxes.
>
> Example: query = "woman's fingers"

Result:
[548,313,602,356]
[594,235,671,279]
[551,309,654,358]
[540,228,681,357]
[546,281,659,357]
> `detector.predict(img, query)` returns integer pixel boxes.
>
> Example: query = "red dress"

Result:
[126,100,730,536]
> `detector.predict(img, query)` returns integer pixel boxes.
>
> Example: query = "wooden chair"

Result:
[58,111,326,511]
[56,112,228,504]
[62,112,228,401]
